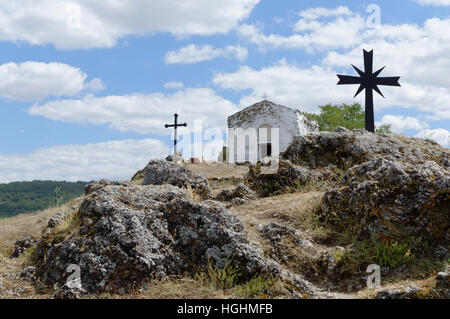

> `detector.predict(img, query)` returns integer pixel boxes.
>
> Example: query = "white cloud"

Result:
[323,18,450,89]
[28,88,239,135]
[321,17,450,120]
[234,8,450,122]
[0,61,87,101]
[378,114,429,132]
[213,59,351,112]
[297,6,352,20]
[415,129,450,147]
[273,17,284,24]
[413,0,450,6]
[164,81,184,89]
[164,44,248,64]
[86,78,106,92]
[238,6,365,52]
[213,59,450,123]
[0,138,169,183]
[0,0,259,49]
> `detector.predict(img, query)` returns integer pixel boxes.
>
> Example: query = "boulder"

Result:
[142,160,211,199]
[53,284,87,299]
[85,179,128,195]
[166,154,184,165]
[214,183,258,206]
[164,198,279,278]
[319,158,449,243]
[10,237,38,258]
[34,184,278,294]
[259,223,329,281]
[20,266,36,281]
[375,285,420,299]
[284,129,448,169]
[435,268,449,298]
[246,160,318,197]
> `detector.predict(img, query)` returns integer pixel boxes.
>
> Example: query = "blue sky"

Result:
[0,0,449,182]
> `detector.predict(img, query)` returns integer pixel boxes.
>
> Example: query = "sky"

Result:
[0,0,449,182]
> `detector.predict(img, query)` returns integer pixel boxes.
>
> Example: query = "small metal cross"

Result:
[164,113,187,155]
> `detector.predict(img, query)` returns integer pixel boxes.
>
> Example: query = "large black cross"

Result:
[165,113,187,155]
[337,49,401,132]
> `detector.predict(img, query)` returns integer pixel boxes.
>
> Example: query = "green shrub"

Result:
[333,237,415,278]
[234,276,273,298]
[371,239,413,268]
[207,260,242,289]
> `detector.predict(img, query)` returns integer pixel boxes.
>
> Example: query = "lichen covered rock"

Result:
[246,160,318,197]
[435,268,450,298]
[34,184,278,294]
[142,160,211,198]
[284,129,448,169]
[10,237,38,258]
[259,223,333,282]
[375,285,420,299]
[320,158,449,243]
[85,179,128,195]
[214,183,258,206]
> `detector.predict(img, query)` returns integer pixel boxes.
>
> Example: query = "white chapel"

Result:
[227,100,319,163]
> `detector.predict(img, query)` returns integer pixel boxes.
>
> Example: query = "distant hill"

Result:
[0,181,88,219]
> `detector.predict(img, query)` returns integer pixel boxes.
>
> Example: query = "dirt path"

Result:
[230,191,361,299]
[0,257,49,299]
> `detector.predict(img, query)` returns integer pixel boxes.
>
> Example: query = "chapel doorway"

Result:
[258,124,272,161]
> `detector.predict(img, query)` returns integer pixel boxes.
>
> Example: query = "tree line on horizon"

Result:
[0,180,87,219]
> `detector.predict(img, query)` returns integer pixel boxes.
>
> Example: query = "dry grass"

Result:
[140,276,230,299]
[184,162,248,179]
[84,276,229,299]
[0,206,59,257]
[231,192,323,227]
[90,273,290,299]
[0,198,82,257]
[358,276,439,299]
[230,191,323,246]
[0,199,84,299]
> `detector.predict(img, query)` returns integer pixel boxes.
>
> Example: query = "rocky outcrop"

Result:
[284,128,448,169]
[85,179,129,195]
[214,183,258,206]
[34,184,279,295]
[436,268,449,298]
[259,223,332,282]
[319,158,449,243]
[20,266,36,281]
[246,160,318,197]
[141,160,211,199]
[10,238,38,258]
[375,285,420,299]
[164,198,278,277]
[281,129,449,244]
[165,153,184,165]
[53,284,87,299]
